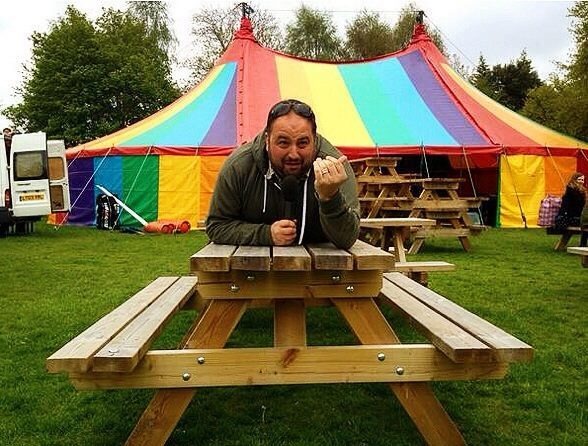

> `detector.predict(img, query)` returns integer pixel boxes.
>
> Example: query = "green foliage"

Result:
[0,224,586,445]
[472,51,542,111]
[345,10,396,59]
[187,5,284,85]
[521,2,588,141]
[127,0,178,55]
[285,6,345,60]
[4,5,179,146]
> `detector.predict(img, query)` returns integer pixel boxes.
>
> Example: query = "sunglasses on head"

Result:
[266,100,316,133]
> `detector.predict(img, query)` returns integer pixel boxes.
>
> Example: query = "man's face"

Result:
[266,112,315,177]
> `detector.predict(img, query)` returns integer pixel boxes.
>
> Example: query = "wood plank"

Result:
[356,176,425,184]
[46,277,179,373]
[332,298,466,445]
[346,239,395,270]
[414,228,471,237]
[393,261,455,273]
[198,276,382,300]
[360,217,436,227]
[567,247,588,256]
[70,345,507,390]
[274,300,306,347]
[271,246,312,271]
[379,279,492,363]
[384,272,534,362]
[306,243,353,270]
[123,299,249,446]
[92,277,198,373]
[195,270,381,285]
[190,243,236,272]
[231,246,271,271]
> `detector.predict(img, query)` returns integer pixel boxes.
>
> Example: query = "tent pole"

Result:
[420,143,430,178]
[116,146,154,228]
[461,146,484,225]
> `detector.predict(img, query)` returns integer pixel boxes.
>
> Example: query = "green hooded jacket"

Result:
[206,132,360,248]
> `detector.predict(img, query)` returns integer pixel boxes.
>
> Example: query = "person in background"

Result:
[555,172,586,230]
[3,127,12,163]
[206,99,360,248]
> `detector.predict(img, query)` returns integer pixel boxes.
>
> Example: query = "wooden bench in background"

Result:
[567,246,588,267]
[549,226,588,251]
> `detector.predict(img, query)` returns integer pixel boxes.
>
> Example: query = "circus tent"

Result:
[65,17,588,228]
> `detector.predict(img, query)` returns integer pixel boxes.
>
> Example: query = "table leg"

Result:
[125,299,249,446]
[391,228,406,262]
[450,218,471,252]
[274,299,307,346]
[332,298,465,446]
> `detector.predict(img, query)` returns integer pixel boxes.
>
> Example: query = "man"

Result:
[206,99,359,248]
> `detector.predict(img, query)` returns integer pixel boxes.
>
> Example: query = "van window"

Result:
[14,151,47,181]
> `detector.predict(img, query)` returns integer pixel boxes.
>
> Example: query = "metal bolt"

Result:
[197,356,205,365]
[230,284,240,293]
[182,372,191,381]
[108,348,119,356]
[331,275,341,283]
[246,274,256,281]
[377,353,386,361]
[396,367,405,375]
[346,285,354,293]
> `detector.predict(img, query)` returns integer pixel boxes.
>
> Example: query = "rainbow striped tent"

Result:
[66,18,588,228]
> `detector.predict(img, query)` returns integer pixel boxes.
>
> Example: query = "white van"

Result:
[0,132,70,236]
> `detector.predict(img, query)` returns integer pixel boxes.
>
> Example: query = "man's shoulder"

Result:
[317,134,343,158]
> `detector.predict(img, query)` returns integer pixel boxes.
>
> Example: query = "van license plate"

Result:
[19,194,45,202]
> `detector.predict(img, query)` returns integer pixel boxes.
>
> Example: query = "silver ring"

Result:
[321,169,328,175]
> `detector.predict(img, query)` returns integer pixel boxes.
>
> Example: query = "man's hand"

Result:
[313,155,348,201]
[271,219,297,245]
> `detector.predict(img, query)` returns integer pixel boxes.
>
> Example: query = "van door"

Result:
[10,132,51,217]
[47,140,70,212]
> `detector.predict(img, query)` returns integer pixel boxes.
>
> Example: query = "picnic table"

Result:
[352,157,423,219]
[359,217,436,262]
[46,241,533,445]
[407,178,484,252]
[567,246,588,267]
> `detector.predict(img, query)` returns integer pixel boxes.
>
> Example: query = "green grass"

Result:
[0,224,586,445]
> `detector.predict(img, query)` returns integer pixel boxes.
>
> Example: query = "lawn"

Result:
[0,223,585,445]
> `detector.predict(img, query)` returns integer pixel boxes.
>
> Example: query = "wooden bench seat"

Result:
[46,276,198,374]
[392,261,455,286]
[567,246,588,267]
[548,226,588,250]
[379,272,534,363]
[393,261,455,273]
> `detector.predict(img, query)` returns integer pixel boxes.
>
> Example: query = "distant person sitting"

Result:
[555,172,586,230]
[206,99,360,249]
[3,127,12,162]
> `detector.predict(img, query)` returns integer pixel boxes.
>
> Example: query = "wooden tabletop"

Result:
[360,217,436,228]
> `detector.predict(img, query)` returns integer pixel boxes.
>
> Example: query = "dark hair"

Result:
[265,99,316,135]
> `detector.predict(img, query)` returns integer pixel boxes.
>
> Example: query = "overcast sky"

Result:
[0,0,577,130]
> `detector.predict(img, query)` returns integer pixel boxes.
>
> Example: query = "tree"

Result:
[127,0,177,55]
[4,6,179,146]
[471,51,541,111]
[523,2,588,141]
[284,6,344,60]
[187,5,283,85]
[345,10,395,59]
